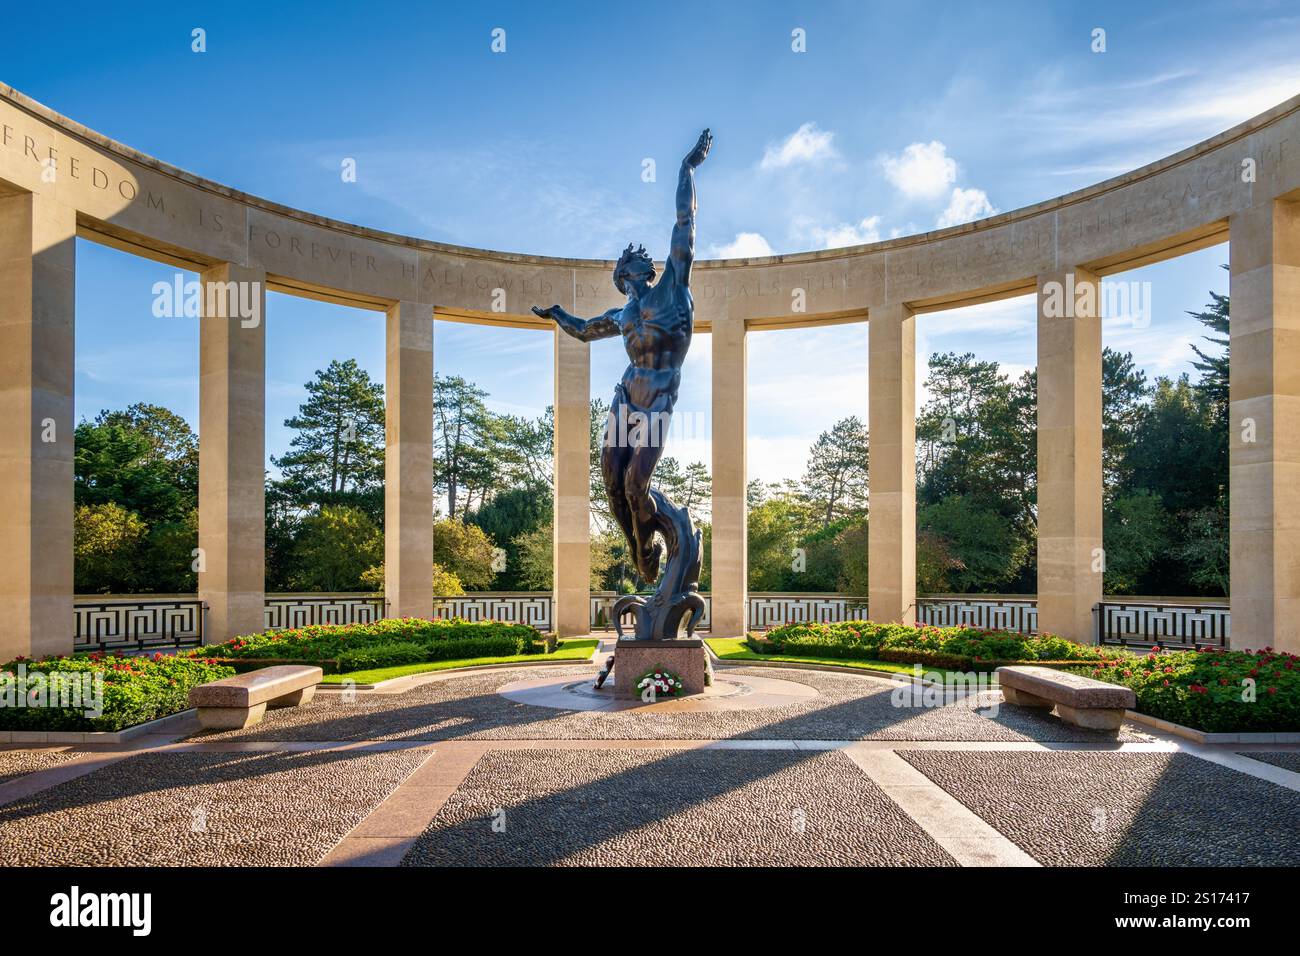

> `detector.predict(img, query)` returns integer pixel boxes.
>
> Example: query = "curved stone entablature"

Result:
[3,82,1298,328]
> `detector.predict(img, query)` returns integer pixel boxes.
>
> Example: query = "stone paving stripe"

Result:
[1184,744,1300,792]
[401,748,957,867]
[0,749,138,807]
[1233,751,1300,775]
[843,746,1039,867]
[320,746,486,867]
[0,748,426,866]
[898,750,1300,866]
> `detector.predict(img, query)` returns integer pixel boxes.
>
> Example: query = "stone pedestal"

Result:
[613,639,710,699]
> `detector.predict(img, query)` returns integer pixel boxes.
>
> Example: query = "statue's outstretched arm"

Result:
[667,128,711,287]
[531,305,621,342]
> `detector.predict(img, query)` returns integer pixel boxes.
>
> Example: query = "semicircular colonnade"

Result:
[2,82,1297,657]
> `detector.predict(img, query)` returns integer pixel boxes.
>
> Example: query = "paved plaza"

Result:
[1,651,1297,868]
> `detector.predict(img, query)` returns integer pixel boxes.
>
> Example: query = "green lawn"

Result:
[320,639,599,685]
[705,637,987,684]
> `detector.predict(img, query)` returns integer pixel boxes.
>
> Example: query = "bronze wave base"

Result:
[611,487,706,642]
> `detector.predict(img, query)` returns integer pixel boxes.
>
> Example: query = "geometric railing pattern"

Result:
[430,593,553,631]
[1096,601,1230,650]
[263,595,386,631]
[69,593,1233,650]
[746,594,868,630]
[917,598,1039,635]
[73,598,205,653]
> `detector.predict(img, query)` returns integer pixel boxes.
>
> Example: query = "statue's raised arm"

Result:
[665,128,711,288]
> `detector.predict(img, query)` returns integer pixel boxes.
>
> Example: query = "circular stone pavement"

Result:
[496,671,820,713]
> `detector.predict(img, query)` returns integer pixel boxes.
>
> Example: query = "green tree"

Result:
[94,403,198,498]
[1122,376,1221,517]
[917,495,1027,592]
[434,374,499,518]
[289,505,383,591]
[74,502,148,593]
[1179,505,1230,595]
[1102,348,1149,493]
[1103,491,1172,594]
[273,359,386,510]
[747,494,810,590]
[466,484,552,590]
[802,416,869,526]
[513,521,612,590]
[833,519,869,595]
[74,422,190,524]
[432,518,498,591]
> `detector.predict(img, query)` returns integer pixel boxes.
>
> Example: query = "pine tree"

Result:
[272,359,386,508]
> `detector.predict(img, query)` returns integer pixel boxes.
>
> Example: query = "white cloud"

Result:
[809,215,883,249]
[881,140,958,201]
[711,232,775,258]
[760,122,838,170]
[935,186,997,228]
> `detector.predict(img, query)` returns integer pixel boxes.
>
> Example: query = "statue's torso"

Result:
[619,279,691,409]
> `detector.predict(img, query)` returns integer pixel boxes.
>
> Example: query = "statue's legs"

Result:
[602,384,671,583]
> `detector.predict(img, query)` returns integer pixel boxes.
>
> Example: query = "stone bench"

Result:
[189,665,323,730]
[996,665,1137,733]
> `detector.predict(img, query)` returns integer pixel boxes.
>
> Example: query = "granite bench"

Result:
[189,665,323,730]
[996,665,1137,733]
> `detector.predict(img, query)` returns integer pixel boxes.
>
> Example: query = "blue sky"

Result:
[5,0,1297,483]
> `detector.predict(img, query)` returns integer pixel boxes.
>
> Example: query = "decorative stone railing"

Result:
[1096,600,1230,650]
[69,591,1232,651]
[263,593,385,630]
[916,597,1039,634]
[73,597,205,652]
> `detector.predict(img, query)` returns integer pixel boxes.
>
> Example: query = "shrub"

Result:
[336,642,428,673]
[756,620,1124,668]
[1072,646,1300,733]
[0,652,234,733]
[195,617,542,664]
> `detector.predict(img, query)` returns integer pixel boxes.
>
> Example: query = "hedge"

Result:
[1071,646,1300,733]
[0,652,234,733]
[194,618,543,665]
[750,620,1127,671]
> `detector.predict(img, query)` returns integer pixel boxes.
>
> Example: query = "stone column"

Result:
[1229,198,1300,654]
[711,315,748,637]
[1036,268,1103,643]
[0,191,75,660]
[553,328,590,636]
[385,300,434,620]
[198,262,266,643]
[868,302,916,624]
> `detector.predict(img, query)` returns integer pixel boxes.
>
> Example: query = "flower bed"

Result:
[1072,646,1300,733]
[193,618,545,673]
[0,653,234,733]
[749,620,1127,672]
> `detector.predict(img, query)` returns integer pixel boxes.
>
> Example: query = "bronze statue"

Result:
[533,129,712,640]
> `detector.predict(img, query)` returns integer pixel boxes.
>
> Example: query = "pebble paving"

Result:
[0,749,424,866]
[402,748,957,867]
[195,665,1144,743]
[1236,751,1300,774]
[0,749,78,787]
[899,750,1300,866]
